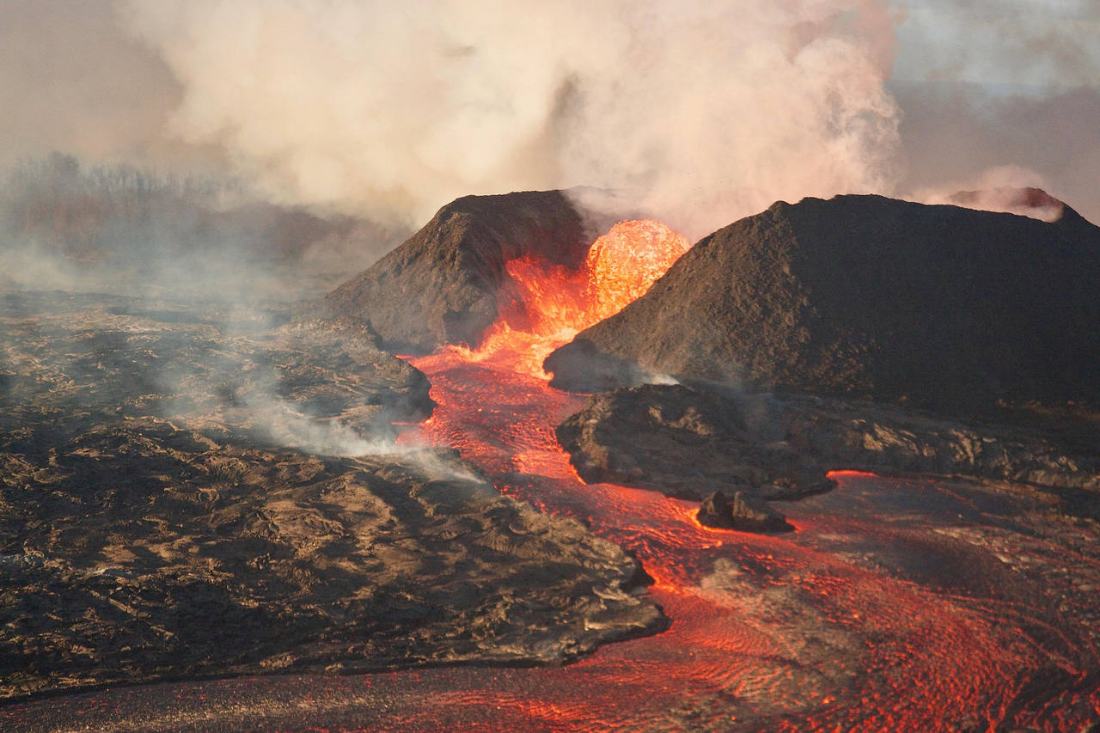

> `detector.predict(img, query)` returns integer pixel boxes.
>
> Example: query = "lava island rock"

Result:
[557,383,1099,523]
[697,491,794,533]
[555,384,836,502]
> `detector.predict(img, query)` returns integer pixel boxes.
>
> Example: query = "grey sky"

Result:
[892,0,1100,89]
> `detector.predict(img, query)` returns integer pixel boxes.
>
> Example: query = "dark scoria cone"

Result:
[546,193,1100,419]
[323,190,589,353]
[697,491,794,533]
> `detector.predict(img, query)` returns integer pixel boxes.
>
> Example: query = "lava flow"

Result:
[400,219,1100,731]
[442,218,690,378]
[11,221,1096,733]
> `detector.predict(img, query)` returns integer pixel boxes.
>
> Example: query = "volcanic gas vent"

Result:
[323,190,589,353]
[546,193,1100,417]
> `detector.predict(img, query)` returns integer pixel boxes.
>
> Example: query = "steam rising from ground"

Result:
[0,154,403,298]
[118,0,901,239]
[3,1,1098,471]
[250,396,485,483]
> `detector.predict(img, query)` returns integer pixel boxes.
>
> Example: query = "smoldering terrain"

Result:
[0,288,662,700]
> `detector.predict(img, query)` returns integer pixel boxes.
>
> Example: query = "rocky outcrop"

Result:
[697,491,793,533]
[556,384,835,501]
[546,194,1100,418]
[324,190,589,353]
[558,384,1100,510]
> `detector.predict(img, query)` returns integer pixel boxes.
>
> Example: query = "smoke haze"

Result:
[114,0,902,238]
[2,0,1098,238]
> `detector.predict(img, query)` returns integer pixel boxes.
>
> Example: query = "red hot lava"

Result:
[401,219,1100,731]
[448,218,689,377]
[3,220,1097,732]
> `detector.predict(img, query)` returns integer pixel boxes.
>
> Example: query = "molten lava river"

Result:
[10,222,1099,732]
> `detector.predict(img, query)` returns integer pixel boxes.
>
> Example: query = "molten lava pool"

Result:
[6,221,1099,732]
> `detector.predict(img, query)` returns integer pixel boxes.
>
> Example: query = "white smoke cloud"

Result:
[246,394,486,484]
[6,1,1100,235]
[117,0,902,239]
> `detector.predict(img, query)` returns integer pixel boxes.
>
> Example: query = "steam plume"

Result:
[118,0,901,239]
[4,1,1100,239]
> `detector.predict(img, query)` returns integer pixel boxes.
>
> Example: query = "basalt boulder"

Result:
[697,491,794,533]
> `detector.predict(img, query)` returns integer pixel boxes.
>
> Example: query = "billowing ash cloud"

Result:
[116,0,902,239]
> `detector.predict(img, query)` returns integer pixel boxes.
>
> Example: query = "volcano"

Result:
[324,190,589,353]
[546,193,1100,418]
[8,192,1100,731]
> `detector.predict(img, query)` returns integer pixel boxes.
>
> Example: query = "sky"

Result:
[887,0,1100,217]
[1,0,1098,231]
[892,0,1100,89]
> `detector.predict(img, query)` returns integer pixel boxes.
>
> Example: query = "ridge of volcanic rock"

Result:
[545,193,1100,419]
[323,190,589,353]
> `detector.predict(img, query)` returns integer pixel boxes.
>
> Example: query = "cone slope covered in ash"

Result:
[546,193,1100,416]
[325,190,588,353]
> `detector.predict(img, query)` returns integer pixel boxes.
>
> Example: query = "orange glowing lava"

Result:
[585,219,690,322]
[826,469,880,479]
[394,219,1100,731]
[448,219,688,377]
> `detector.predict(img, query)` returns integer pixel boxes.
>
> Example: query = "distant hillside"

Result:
[0,153,394,298]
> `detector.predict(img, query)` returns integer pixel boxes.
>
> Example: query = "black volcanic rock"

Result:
[697,491,793,533]
[325,190,588,353]
[546,194,1100,417]
[556,384,834,501]
[557,383,1099,511]
[0,292,665,701]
